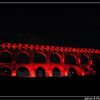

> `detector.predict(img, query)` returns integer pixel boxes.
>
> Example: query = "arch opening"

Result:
[0,67,12,76]
[65,55,76,64]
[92,54,100,65]
[91,54,100,76]
[50,54,60,63]
[35,67,46,77]
[68,67,78,77]
[16,52,30,63]
[80,55,89,64]
[16,67,29,77]
[52,67,61,77]
[33,53,46,63]
[0,52,12,63]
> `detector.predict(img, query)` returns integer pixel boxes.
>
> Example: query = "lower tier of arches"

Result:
[0,63,96,78]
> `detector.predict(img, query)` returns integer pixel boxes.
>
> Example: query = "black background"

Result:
[0,3,100,97]
[0,4,100,49]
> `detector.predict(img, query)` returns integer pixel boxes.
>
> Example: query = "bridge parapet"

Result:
[0,43,100,54]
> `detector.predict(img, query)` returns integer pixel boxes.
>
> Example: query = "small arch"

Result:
[35,67,46,77]
[15,51,30,63]
[50,53,61,63]
[52,67,61,77]
[68,67,78,77]
[33,53,46,63]
[80,54,89,64]
[65,54,77,64]
[0,51,12,63]
[16,67,30,77]
[0,67,12,76]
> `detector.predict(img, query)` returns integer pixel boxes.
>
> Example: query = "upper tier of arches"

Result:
[0,50,96,65]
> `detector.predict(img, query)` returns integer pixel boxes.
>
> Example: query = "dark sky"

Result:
[0,4,100,49]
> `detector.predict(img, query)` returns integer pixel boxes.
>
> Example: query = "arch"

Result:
[15,51,30,63]
[80,54,89,64]
[52,67,61,77]
[68,67,78,77]
[16,67,30,77]
[0,67,12,76]
[0,50,12,63]
[64,54,77,64]
[84,67,89,73]
[91,54,100,76]
[35,67,46,77]
[91,54,100,65]
[33,52,46,63]
[50,53,61,63]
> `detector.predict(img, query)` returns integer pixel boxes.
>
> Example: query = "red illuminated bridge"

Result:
[0,43,100,77]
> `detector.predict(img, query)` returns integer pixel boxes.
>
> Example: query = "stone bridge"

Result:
[0,43,100,77]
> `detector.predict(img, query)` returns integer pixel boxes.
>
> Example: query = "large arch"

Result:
[50,53,61,63]
[91,54,100,65]
[64,54,77,64]
[33,52,46,63]
[68,67,78,77]
[15,51,30,63]
[91,54,100,76]
[52,67,61,77]
[80,54,89,64]
[16,67,30,77]
[35,67,46,77]
[0,67,12,76]
[0,50,12,63]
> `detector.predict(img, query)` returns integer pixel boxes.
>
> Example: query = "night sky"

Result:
[0,4,100,49]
